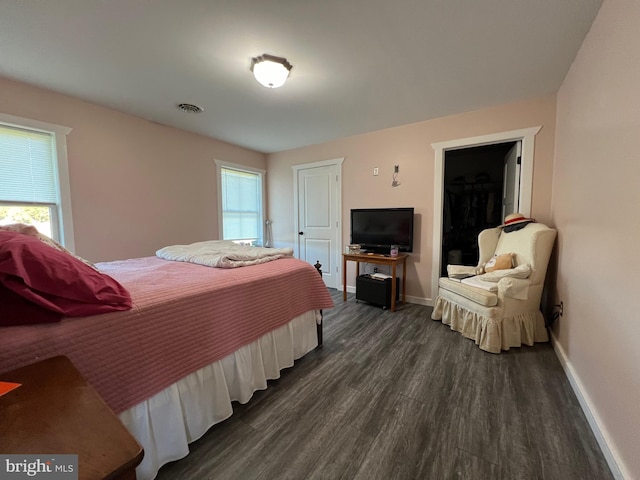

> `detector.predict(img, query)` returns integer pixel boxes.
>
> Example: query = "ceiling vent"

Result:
[177,103,204,113]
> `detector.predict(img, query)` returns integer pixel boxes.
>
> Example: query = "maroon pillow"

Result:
[0,283,63,325]
[0,231,132,326]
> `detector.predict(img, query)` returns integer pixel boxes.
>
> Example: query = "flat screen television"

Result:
[350,207,414,253]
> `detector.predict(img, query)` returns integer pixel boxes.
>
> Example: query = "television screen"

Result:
[350,208,414,253]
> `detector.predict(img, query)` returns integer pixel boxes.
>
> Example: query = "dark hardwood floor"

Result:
[156,290,613,480]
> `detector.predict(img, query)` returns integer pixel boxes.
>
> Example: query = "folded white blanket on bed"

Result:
[156,240,293,268]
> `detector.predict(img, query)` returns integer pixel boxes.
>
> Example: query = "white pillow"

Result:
[477,264,531,282]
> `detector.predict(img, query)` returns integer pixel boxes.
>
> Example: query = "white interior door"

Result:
[293,160,342,289]
[502,141,522,217]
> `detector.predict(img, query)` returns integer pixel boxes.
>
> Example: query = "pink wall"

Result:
[2,13,631,474]
[552,0,640,477]
[267,96,557,302]
[0,76,265,262]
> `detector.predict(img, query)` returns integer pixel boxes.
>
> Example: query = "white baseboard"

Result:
[341,285,432,306]
[406,295,432,306]
[550,331,628,479]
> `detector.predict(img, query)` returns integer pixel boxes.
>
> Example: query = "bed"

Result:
[0,232,334,480]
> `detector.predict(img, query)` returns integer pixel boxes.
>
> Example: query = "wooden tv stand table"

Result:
[343,252,408,311]
[0,355,143,480]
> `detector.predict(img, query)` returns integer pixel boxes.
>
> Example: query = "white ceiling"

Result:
[0,0,602,154]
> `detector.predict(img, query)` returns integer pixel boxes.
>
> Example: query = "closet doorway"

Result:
[430,126,541,303]
[441,142,517,276]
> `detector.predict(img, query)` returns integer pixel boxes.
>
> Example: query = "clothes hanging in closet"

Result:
[444,186,501,233]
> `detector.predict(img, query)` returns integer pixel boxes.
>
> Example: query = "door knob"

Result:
[298,231,304,235]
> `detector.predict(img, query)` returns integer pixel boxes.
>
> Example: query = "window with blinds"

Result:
[0,124,60,239]
[219,166,264,245]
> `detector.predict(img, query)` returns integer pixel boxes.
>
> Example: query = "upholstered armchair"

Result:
[431,222,557,353]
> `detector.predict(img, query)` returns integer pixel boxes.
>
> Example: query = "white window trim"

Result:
[0,112,75,250]
[213,159,266,244]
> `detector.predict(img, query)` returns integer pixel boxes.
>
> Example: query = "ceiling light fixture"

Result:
[250,54,292,89]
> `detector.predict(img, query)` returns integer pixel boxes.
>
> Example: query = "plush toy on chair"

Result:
[431,214,557,354]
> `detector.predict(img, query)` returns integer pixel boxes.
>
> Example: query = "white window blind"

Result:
[0,125,57,205]
[220,167,262,242]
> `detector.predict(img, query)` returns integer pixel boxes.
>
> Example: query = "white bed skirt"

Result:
[119,310,321,480]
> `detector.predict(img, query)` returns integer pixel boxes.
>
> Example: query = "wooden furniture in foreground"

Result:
[0,356,144,480]
[342,252,408,311]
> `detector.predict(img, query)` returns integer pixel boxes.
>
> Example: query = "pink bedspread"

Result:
[0,256,333,413]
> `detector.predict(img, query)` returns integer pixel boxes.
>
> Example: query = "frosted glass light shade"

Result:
[251,54,292,88]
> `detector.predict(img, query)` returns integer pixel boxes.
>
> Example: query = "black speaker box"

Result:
[355,274,400,309]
